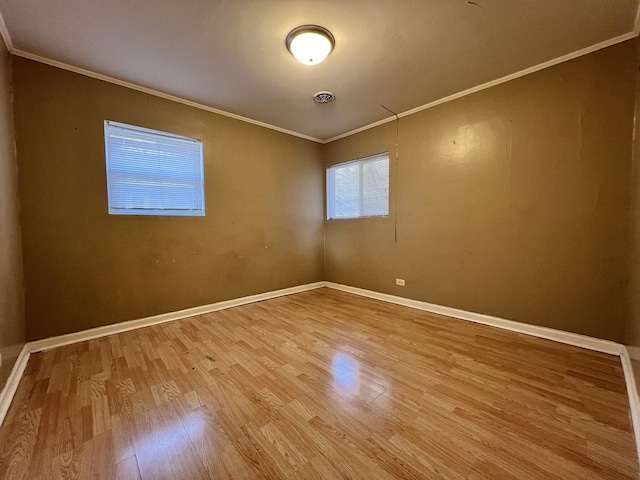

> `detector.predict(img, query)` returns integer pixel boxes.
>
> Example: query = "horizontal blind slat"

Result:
[104,121,205,216]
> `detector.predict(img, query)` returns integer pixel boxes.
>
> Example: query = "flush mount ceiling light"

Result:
[286,25,335,66]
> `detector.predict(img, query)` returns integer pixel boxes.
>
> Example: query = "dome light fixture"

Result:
[286,25,335,66]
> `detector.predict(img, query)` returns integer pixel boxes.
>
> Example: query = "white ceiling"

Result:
[0,0,638,142]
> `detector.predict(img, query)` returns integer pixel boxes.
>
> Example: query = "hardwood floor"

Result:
[0,288,637,479]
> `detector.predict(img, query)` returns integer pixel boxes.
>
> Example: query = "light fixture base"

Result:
[285,25,335,66]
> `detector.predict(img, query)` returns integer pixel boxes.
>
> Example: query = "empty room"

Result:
[2,1,640,478]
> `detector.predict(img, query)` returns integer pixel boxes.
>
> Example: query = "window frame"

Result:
[104,120,205,217]
[326,152,390,220]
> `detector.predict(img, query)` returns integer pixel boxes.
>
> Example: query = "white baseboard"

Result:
[0,344,30,426]
[24,279,627,360]
[28,281,325,353]
[0,282,324,427]
[324,282,640,464]
[2,277,638,467]
[620,347,640,465]
[324,282,624,356]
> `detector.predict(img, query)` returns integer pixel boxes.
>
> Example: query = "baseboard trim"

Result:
[28,281,325,353]
[23,279,629,362]
[323,282,624,356]
[620,347,640,465]
[3,278,639,467]
[324,282,640,464]
[0,344,30,426]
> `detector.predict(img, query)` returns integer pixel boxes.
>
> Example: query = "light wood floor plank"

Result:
[0,288,637,479]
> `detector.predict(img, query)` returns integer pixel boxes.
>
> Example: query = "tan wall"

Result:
[324,41,636,343]
[13,57,324,341]
[10,41,639,344]
[627,38,640,348]
[0,46,25,385]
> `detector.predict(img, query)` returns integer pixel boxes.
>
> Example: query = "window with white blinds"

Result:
[104,120,205,216]
[327,152,389,219]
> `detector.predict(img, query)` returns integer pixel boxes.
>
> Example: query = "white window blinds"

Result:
[104,120,205,216]
[327,152,389,219]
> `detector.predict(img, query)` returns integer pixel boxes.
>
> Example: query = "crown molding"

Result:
[10,49,324,144]
[0,7,12,52]
[324,31,639,144]
[0,10,637,145]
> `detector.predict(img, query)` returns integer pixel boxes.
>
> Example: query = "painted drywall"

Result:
[0,45,25,386]
[324,40,636,343]
[627,37,640,349]
[13,57,324,341]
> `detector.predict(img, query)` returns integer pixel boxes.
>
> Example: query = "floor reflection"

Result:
[332,353,360,396]
[137,411,206,458]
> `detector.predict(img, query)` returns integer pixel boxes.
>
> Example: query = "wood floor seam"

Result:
[0,288,637,479]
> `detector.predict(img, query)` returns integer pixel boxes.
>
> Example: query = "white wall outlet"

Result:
[396,278,405,286]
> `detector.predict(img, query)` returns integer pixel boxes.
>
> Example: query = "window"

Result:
[104,120,205,216]
[327,152,389,219]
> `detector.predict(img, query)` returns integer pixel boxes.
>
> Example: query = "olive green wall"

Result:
[324,41,636,343]
[0,43,25,387]
[13,57,324,341]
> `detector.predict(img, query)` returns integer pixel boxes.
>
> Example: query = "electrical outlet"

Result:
[396,278,405,286]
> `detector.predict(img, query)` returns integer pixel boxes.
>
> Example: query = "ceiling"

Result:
[0,0,638,142]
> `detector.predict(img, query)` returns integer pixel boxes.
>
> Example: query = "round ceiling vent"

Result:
[313,91,335,103]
